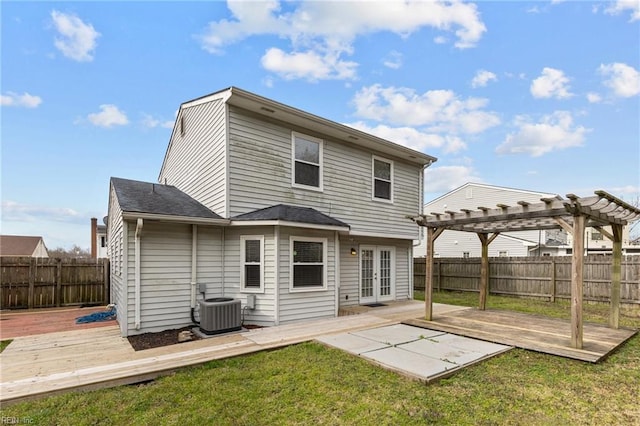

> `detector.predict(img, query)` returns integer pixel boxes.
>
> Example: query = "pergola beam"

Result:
[409,190,640,351]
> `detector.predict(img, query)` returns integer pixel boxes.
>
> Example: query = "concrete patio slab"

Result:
[362,346,457,379]
[351,323,444,346]
[317,324,512,382]
[315,333,389,355]
[429,332,511,354]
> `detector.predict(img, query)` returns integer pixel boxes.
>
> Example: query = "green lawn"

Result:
[0,340,11,353]
[1,293,639,425]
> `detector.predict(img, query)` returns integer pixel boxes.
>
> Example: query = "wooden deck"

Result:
[404,308,637,363]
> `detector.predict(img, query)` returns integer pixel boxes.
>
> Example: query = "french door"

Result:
[360,246,395,304]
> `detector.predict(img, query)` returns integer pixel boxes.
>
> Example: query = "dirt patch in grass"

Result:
[127,327,200,351]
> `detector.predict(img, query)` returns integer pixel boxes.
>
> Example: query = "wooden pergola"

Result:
[410,190,640,349]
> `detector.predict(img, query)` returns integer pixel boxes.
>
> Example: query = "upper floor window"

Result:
[372,156,393,202]
[241,236,264,293]
[292,132,323,191]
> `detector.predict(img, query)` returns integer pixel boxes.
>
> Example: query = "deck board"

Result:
[404,309,637,363]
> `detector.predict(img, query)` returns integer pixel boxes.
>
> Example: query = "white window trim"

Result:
[291,132,324,192]
[371,155,394,203]
[289,236,328,293]
[240,235,265,293]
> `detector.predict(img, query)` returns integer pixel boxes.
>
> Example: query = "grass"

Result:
[1,293,639,425]
[0,340,11,353]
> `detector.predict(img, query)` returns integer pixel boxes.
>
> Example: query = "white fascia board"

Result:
[348,230,417,240]
[230,220,349,232]
[122,212,230,225]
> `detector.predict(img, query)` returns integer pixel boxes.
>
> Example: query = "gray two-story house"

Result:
[107,87,436,336]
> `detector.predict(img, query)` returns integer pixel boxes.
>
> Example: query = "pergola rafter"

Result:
[410,190,640,349]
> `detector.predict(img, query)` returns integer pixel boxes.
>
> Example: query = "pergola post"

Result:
[478,233,489,311]
[571,214,585,349]
[425,227,443,321]
[609,224,623,329]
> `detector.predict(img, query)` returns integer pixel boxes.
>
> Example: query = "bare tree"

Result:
[48,245,91,258]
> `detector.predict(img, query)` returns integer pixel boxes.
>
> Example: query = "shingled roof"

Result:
[0,235,47,257]
[111,177,225,222]
[233,204,349,229]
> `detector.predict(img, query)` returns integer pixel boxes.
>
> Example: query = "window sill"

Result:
[289,286,327,293]
[292,183,324,193]
[241,288,264,294]
[372,197,394,204]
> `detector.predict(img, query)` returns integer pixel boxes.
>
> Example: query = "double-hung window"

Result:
[292,132,323,191]
[290,237,327,291]
[241,236,264,292]
[372,156,393,202]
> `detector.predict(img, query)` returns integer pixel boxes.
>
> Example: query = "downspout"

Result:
[413,162,430,249]
[134,218,143,330]
[274,226,280,325]
[190,224,199,324]
[334,230,340,317]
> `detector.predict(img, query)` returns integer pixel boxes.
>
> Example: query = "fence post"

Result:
[550,258,556,303]
[56,258,62,307]
[28,257,35,309]
[103,259,110,305]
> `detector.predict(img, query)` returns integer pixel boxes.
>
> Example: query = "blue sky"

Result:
[2,0,639,250]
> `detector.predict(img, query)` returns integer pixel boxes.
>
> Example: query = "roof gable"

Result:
[233,204,349,229]
[110,177,223,221]
[0,235,45,256]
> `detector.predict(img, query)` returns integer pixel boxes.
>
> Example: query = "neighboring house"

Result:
[107,86,436,336]
[0,235,49,257]
[90,217,108,259]
[579,226,638,255]
[415,183,569,258]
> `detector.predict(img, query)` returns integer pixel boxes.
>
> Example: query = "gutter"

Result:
[134,218,143,330]
[413,160,435,250]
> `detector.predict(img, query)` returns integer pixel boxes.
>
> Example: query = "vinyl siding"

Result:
[158,98,228,216]
[124,222,225,335]
[227,107,422,239]
[223,226,276,326]
[417,184,558,257]
[278,227,336,324]
[107,186,127,335]
[339,236,412,308]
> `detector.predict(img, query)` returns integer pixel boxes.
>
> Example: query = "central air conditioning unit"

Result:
[199,297,242,335]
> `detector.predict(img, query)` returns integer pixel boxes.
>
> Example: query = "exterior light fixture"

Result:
[351,248,357,256]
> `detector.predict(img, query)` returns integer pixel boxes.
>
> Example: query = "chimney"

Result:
[91,217,97,258]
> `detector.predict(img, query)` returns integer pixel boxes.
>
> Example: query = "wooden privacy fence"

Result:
[414,255,640,305]
[1,257,109,309]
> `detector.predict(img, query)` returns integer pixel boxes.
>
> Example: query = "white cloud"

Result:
[352,84,500,134]
[87,104,128,128]
[51,10,100,62]
[383,50,403,70]
[1,200,82,224]
[586,92,602,103]
[346,121,466,154]
[424,165,483,193]
[496,111,590,157]
[471,69,497,88]
[199,0,485,81]
[530,67,573,99]
[1,92,42,108]
[599,62,640,98]
[605,0,640,21]
[261,47,357,81]
[141,114,173,129]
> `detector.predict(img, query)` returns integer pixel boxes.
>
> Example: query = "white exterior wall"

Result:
[416,183,558,258]
[227,107,422,239]
[107,187,128,336]
[339,236,412,308]
[158,98,228,217]
[277,227,337,324]
[222,226,276,326]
